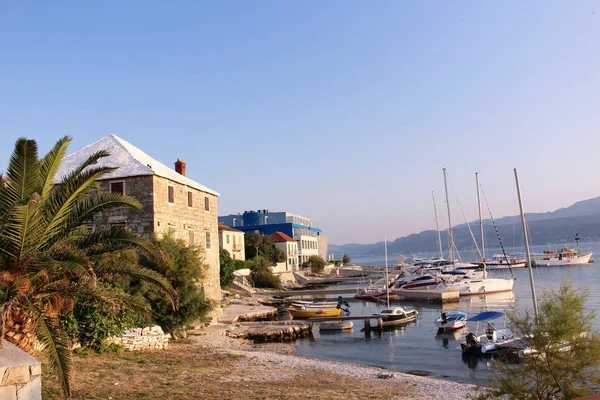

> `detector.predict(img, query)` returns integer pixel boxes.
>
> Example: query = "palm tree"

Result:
[0,136,177,398]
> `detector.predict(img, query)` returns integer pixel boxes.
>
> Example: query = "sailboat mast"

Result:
[514,168,539,322]
[432,191,444,259]
[476,172,487,278]
[443,168,455,263]
[384,234,390,308]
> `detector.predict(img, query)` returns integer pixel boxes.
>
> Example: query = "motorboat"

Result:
[397,275,440,290]
[291,301,339,309]
[484,254,527,270]
[460,311,519,355]
[434,310,468,332]
[354,287,387,300]
[444,276,516,296]
[373,307,418,327]
[534,248,593,267]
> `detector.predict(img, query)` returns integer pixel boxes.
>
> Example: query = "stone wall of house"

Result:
[152,175,221,316]
[105,326,170,351]
[91,176,155,235]
[0,342,41,400]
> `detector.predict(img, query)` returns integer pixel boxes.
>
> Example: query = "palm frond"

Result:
[28,298,72,398]
[94,258,178,308]
[0,201,45,262]
[63,192,142,234]
[0,138,40,218]
[79,227,164,262]
[71,150,110,177]
[41,165,118,246]
[39,136,72,198]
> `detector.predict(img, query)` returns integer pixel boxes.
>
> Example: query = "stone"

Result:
[16,375,41,400]
[2,366,30,385]
[29,364,41,377]
[0,385,16,400]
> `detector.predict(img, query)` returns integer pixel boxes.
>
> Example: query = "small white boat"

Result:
[373,307,418,327]
[434,310,468,332]
[319,321,353,331]
[461,311,519,355]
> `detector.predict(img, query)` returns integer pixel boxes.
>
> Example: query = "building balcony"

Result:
[232,244,243,252]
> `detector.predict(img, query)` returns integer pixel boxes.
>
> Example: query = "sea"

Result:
[290,241,600,386]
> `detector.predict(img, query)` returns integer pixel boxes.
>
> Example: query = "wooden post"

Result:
[376,318,383,329]
[364,319,371,330]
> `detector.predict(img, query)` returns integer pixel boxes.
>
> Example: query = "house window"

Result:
[204,196,210,212]
[110,181,124,195]
[109,222,127,230]
[205,231,211,250]
[168,186,174,203]
[188,230,195,246]
[226,234,230,244]
[188,191,193,207]
[233,236,236,245]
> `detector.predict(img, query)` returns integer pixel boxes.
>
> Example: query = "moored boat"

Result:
[434,310,468,332]
[534,248,593,267]
[373,307,418,326]
[398,275,440,290]
[319,321,354,331]
[460,311,519,355]
[289,308,343,319]
[353,287,387,300]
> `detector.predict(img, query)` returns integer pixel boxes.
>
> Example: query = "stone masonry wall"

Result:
[105,326,170,351]
[91,176,155,235]
[0,342,41,400]
[152,175,221,316]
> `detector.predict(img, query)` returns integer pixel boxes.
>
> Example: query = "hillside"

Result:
[331,196,600,256]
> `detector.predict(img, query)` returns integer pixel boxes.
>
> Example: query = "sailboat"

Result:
[373,235,418,326]
[442,171,515,296]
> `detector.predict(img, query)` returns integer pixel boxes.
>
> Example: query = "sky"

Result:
[1,1,600,244]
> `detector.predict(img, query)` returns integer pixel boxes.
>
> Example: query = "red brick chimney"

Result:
[174,159,186,176]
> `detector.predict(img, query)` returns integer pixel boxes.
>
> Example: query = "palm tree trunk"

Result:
[4,307,37,353]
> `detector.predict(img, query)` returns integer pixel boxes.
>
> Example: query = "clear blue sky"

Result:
[1,2,599,244]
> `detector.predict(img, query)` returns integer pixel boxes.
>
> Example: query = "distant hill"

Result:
[330,196,600,256]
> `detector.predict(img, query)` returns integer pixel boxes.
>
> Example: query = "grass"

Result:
[41,341,413,400]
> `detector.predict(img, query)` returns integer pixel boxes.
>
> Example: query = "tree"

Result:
[248,257,282,289]
[219,248,235,287]
[342,254,351,265]
[244,232,285,263]
[0,137,176,397]
[477,281,600,399]
[136,234,211,339]
[305,255,326,274]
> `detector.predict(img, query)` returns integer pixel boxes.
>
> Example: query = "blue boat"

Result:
[434,310,468,332]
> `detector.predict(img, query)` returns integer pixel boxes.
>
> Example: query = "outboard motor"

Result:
[462,332,480,353]
[441,312,448,325]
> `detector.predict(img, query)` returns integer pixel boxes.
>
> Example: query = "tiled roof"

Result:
[218,223,243,233]
[270,232,295,243]
[54,134,219,196]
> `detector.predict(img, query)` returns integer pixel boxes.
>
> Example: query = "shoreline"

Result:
[193,330,480,399]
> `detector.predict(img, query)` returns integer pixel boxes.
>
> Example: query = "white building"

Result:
[296,235,319,265]
[270,232,298,272]
[218,223,245,261]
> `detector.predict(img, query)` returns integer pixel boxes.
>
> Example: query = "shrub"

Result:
[137,234,212,339]
[248,257,282,289]
[219,248,235,287]
[307,255,326,274]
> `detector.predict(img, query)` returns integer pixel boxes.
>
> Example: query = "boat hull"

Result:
[289,308,343,318]
[534,252,592,267]
[451,278,515,296]
[319,321,353,331]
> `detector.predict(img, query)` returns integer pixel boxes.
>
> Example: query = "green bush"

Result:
[62,284,146,352]
[248,257,282,289]
[233,260,247,270]
[137,234,212,339]
[307,255,326,274]
[219,248,235,287]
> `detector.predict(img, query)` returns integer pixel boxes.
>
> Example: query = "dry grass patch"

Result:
[41,341,413,399]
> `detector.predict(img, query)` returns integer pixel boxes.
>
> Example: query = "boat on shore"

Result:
[434,310,468,332]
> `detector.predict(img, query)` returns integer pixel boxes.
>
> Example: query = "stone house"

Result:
[218,223,245,261]
[55,134,221,317]
[270,232,299,272]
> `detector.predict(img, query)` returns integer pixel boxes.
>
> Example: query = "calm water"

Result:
[290,242,600,385]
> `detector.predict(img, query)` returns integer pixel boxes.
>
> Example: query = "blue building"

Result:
[218,210,327,263]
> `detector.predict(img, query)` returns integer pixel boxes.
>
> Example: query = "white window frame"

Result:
[109,180,126,195]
